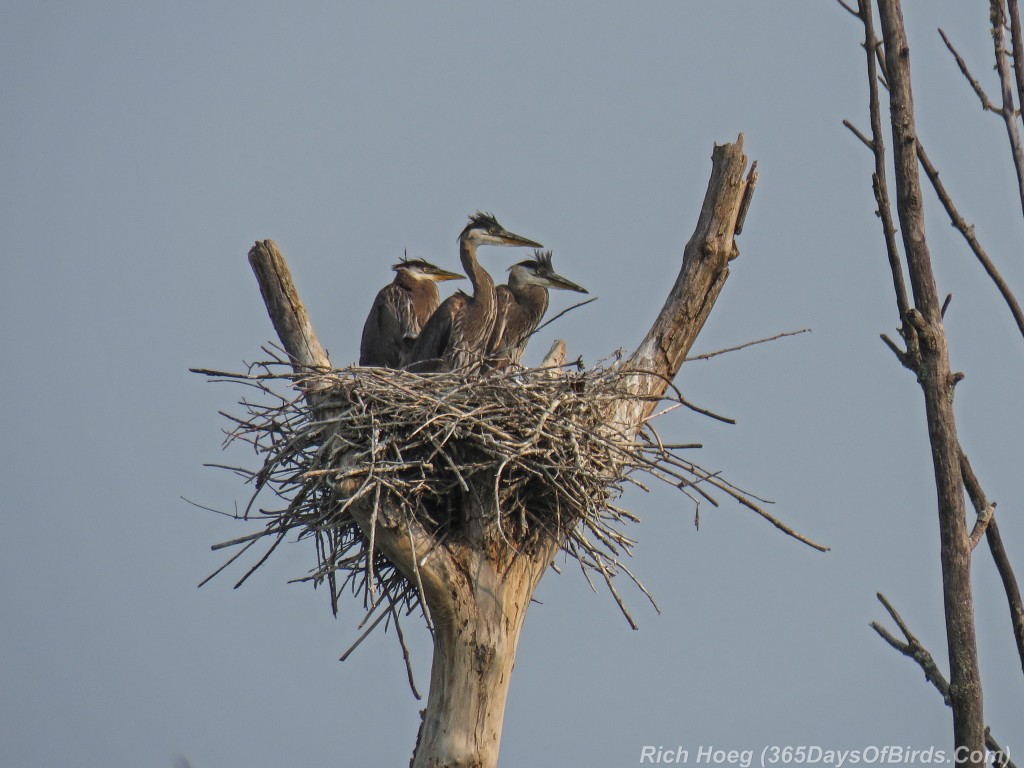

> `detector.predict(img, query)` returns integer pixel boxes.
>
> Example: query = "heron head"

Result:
[393,257,464,282]
[459,211,543,249]
[509,250,588,293]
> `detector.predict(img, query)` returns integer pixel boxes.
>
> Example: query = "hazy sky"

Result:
[2,2,1022,767]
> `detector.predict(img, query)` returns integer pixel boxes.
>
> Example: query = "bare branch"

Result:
[958,449,1024,675]
[870,594,1016,768]
[879,333,911,368]
[871,592,951,703]
[530,296,598,336]
[685,328,811,362]
[623,137,753,426]
[858,3,916,359]
[986,518,1024,677]
[990,0,1024,218]
[939,28,998,113]
[842,119,874,149]
[835,0,860,18]
[915,142,1024,341]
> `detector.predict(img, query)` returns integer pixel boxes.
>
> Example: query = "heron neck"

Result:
[510,283,549,322]
[460,239,495,314]
[394,271,441,326]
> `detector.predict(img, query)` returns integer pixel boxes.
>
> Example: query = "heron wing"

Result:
[360,284,415,367]
[487,285,515,362]
[408,292,466,370]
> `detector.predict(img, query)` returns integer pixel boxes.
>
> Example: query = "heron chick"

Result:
[487,250,588,370]
[359,257,463,368]
[408,212,543,372]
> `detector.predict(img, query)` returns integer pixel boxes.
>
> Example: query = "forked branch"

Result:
[871,594,1016,768]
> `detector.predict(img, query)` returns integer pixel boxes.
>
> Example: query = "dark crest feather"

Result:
[510,249,554,274]
[458,211,502,241]
[392,256,440,272]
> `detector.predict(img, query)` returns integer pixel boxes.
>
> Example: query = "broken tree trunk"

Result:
[246,136,755,768]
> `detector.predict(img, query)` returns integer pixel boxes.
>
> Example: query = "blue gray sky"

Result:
[2,2,1022,766]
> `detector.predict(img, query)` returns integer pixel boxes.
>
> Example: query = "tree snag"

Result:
[225,136,759,768]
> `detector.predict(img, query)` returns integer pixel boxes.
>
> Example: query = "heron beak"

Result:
[495,229,544,249]
[432,268,465,282]
[543,272,589,294]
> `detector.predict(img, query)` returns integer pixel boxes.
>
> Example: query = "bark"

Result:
[245,136,754,767]
[875,1,986,761]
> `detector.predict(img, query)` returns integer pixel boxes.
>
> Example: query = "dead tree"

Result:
[843,1,1024,765]
[197,136,818,767]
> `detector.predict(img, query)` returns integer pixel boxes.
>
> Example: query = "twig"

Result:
[842,119,874,149]
[685,328,811,362]
[530,296,599,336]
[986,518,1024,677]
[959,448,1024,675]
[835,0,860,19]
[915,141,1024,341]
[871,592,953,706]
[391,606,422,699]
[939,29,998,113]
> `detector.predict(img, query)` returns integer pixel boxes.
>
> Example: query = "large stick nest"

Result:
[196,350,815,651]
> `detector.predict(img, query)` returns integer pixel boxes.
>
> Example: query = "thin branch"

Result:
[859,3,916,359]
[958,449,1024,676]
[530,296,599,337]
[391,605,422,699]
[986,518,1024,677]
[691,468,830,552]
[939,28,998,113]
[685,328,810,362]
[871,594,1016,768]
[842,119,874,149]
[835,0,860,19]
[915,141,1024,340]
[871,592,951,703]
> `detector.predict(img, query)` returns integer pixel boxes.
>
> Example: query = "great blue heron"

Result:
[359,257,463,368]
[487,250,588,370]
[408,212,543,372]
